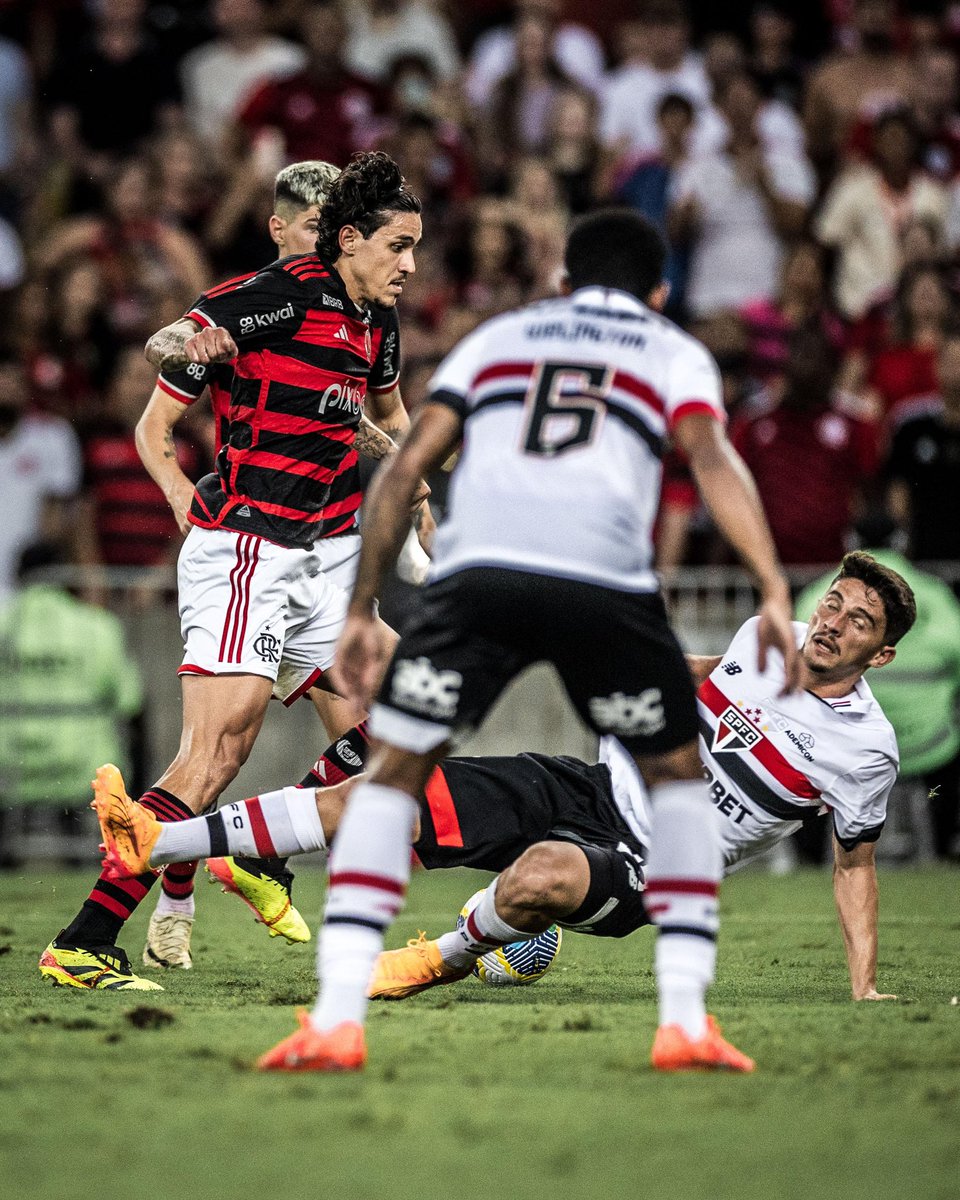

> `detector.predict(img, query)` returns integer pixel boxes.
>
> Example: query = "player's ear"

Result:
[339,225,361,256]
[647,280,670,312]
[268,214,285,248]
[868,644,896,670]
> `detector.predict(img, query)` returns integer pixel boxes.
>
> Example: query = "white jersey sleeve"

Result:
[826,753,896,852]
[663,334,725,431]
[427,320,500,418]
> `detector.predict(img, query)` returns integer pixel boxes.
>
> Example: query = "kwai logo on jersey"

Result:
[391,657,462,719]
[239,303,294,334]
[589,689,665,736]
[712,705,762,754]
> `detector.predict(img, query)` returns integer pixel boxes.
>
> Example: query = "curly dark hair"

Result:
[315,151,421,260]
[834,551,916,646]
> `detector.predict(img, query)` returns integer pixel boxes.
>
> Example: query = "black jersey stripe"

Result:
[468,392,665,459]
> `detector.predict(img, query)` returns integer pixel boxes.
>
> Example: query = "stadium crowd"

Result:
[0,0,959,855]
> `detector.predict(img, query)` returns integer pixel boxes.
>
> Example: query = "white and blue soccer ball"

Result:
[457,888,563,986]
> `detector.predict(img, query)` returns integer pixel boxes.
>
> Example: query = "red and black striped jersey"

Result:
[181,254,400,547]
[158,360,234,456]
[82,420,206,566]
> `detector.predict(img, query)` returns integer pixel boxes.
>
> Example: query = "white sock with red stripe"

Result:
[436,878,530,968]
[150,788,325,864]
[644,779,722,1040]
[311,783,418,1032]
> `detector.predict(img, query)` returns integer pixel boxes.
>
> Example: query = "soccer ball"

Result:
[457,888,563,986]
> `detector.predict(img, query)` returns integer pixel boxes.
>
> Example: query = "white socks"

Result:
[151,787,326,865]
[312,783,419,1031]
[153,890,195,918]
[644,779,722,1039]
[435,879,531,969]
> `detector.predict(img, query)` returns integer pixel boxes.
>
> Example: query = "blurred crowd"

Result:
[0,0,959,592]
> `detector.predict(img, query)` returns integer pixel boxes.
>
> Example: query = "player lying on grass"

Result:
[94,552,914,1008]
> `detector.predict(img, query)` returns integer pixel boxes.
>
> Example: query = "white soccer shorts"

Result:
[177,527,354,701]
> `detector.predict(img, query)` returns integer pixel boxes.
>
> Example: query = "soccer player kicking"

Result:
[38,153,424,992]
[260,208,799,1073]
[131,160,429,973]
[93,551,915,1016]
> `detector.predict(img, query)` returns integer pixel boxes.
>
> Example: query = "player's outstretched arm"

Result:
[677,414,799,692]
[832,836,895,1001]
[337,401,462,707]
[135,385,199,535]
[145,318,237,372]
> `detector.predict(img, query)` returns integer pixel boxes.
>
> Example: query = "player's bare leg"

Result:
[41,675,275,988]
[635,739,754,1072]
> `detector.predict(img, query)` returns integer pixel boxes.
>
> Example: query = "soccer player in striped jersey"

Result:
[131,161,428,973]
[93,551,916,1009]
[38,153,424,993]
[252,207,801,1073]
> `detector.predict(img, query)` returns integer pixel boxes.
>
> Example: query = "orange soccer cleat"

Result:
[368,931,472,1000]
[650,1015,756,1073]
[256,1012,367,1072]
[91,764,162,879]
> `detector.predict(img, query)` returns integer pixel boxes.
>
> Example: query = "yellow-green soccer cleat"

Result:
[142,911,194,970]
[38,939,165,991]
[206,857,310,943]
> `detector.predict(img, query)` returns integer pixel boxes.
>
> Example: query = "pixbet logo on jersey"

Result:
[317,380,363,417]
[238,303,294,334]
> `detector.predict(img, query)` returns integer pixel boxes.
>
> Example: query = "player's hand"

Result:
[756,589,801,694]
[335,608,391,710]
[184,326,237,365]
[169,477,196,536]
[854,989,898,1001]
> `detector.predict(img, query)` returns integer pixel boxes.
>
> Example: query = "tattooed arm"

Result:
[145,319,237,371]
[358,391,432,515]
[135,384,202,535]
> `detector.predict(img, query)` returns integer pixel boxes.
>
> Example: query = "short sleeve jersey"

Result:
[697,618,898,869]
[598,618,898,873]
[179,254,400,547]
[426,285,724,591]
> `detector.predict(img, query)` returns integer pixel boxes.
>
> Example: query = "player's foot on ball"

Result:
[206,856,310,943]
[257,1012,366,1072]
[650,1015,755,1073]
[38,938,164,991]
[368,931,472,1000]
[90,763,161,879]
[142,911,193,970]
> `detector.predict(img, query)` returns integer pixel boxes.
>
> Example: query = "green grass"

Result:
[1,864,958,1200]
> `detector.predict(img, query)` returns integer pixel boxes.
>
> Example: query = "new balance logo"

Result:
[334,324,352,343]
[391,657,462,719]
[589,689,665,737]
[723,662,742,676]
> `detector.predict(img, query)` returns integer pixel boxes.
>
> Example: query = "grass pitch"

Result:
[0,863,957,1200]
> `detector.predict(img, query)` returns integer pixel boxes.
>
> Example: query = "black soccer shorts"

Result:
[413,751,651,939]
[375,566,698,755]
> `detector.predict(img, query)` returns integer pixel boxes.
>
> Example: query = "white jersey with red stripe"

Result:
[426,285,724,591]
[600,617,899,871]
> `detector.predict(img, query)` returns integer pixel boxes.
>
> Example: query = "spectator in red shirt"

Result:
[237,0,381,167]
[75,347,207,576]
[734,325,877,565]
[867,263,953,426]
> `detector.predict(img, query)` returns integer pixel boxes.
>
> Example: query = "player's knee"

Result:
[500,843,577,919]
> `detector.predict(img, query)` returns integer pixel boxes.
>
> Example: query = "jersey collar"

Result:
[318,257,370,322]
[570,286,649,317]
